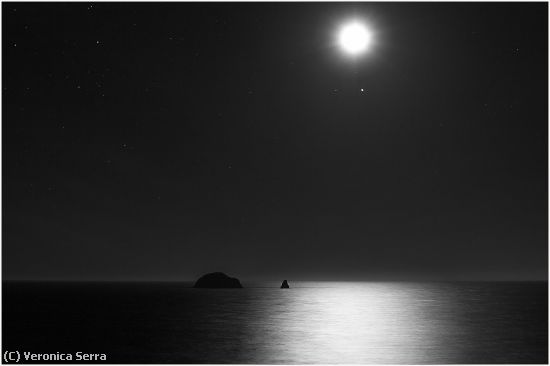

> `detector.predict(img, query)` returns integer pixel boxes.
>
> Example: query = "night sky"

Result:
[3,3,547,281]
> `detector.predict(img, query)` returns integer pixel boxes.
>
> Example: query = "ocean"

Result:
[3,281,547,364]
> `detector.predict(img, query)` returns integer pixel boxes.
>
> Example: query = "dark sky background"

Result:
[3,3,547,281]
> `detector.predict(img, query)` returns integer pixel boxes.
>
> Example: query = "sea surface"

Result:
[3,281,547,364]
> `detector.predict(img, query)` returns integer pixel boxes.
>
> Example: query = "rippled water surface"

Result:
[3,281,547,363]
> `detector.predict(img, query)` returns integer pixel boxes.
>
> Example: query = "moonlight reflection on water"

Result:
[244,282,462,364]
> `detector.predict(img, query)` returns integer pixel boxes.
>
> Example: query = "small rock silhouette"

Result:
[281,280,289,288]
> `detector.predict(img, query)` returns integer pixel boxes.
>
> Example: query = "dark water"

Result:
[3,281,547,364]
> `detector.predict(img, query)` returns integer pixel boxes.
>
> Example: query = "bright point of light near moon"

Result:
[339,22,371,55]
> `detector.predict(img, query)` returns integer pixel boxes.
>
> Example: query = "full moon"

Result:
[338,22,372,55]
